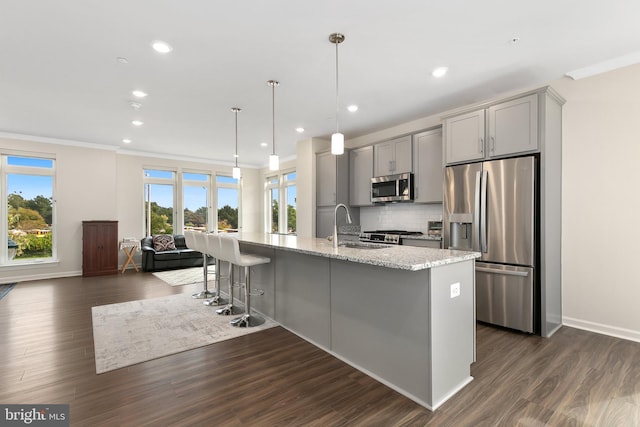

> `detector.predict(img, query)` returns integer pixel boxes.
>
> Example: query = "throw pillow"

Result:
[152,234,176,251]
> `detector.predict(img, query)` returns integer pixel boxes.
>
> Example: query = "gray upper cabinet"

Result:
[373,135,412,176]
[316,150,355,238]
[413,128,443,203]
[316,151,337,206]
[444,109,486,164]
[444,93,539,165]
[349,146,374,206]
[488,94,538,157]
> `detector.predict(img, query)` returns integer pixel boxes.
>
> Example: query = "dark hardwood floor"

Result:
[1,273,638,426]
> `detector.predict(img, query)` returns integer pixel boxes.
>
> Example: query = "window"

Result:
[143,169,175,236]
[2,154,56,264]
[265,170,296,234]
[216,175,239,231]
[183,172,210,232]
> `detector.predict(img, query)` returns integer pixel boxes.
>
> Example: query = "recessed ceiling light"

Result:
[260,142,268,147]
[432,67,448,78]
[152,41,173,54]
[117,57,129,64]
[122,138,132,144]
[296,127,305,133]
[132,90,148,98]
[347,105,358,112]
[131,120,144,127]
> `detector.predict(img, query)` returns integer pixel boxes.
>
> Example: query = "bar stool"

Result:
[185,230,215,299]
[217,235,269,327]
[203,233,227,306]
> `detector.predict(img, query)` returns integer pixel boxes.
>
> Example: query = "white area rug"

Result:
[152,266,215,286]
[92,293,277,373]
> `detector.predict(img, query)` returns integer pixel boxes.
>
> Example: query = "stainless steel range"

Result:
[359,230,423,245]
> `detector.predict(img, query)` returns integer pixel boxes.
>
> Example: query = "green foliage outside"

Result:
[146,202,174,235]
[7,193,53,259]
[218,205,238,230]
[271,200,296,233]
[11,232,52,258]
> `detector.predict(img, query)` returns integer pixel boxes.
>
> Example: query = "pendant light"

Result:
[330,33,345,155]
[232,107,241,179]
[267,80,280,170]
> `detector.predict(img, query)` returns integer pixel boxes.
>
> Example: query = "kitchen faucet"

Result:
[333,203,353,249]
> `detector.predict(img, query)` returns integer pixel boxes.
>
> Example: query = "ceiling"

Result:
[2,1,640,168]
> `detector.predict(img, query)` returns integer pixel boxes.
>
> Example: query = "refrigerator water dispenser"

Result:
[448,213,473,250]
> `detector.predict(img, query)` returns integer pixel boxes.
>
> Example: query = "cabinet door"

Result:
[373,141,395,176]
[444,109,485,164]
[393,136,413,174]
[316,152,336,206]
[316,206,334,238]
[413,129,443,203]
[488,94,538,157]
[349,146,373,206]
[403,239,441,249]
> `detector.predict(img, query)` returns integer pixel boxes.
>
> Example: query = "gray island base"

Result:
[229,232,480,411]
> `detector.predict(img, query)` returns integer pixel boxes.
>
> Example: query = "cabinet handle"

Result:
[490,136,495,153]
[479,137,484,154]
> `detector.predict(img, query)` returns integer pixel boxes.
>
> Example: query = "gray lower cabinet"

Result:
[272,245,476,410]
[275,250,331,348]
[403,239,442,249]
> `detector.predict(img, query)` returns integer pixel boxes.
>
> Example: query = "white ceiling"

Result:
[2,1,640,168]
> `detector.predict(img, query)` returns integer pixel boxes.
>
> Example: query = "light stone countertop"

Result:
[231,232,479,271]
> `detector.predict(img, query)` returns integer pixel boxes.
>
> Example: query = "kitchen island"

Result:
[230,232,480,410]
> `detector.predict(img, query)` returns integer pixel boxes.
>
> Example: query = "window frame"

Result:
[1,152,57,265]
[265,168,296,235]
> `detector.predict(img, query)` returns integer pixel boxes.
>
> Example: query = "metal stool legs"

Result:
[215,262,242,315]
[204,258,227,306]
[230,266,265,327]
[191,254,215,299]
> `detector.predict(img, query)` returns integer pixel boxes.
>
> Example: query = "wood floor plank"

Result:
[1,274,639,426]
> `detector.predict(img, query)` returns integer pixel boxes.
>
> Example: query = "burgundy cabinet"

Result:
[82,220,118,276]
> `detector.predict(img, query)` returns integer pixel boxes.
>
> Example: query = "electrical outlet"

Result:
[450,282,460,298]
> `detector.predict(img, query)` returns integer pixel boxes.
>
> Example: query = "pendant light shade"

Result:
[330,33,345,155]
[232,107,241,179]
[267,80,280,170]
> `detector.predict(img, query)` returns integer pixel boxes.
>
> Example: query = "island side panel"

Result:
[239,243,276,319]
[429,260,475,409]
[330,260,433,407]
[274,249,331,348]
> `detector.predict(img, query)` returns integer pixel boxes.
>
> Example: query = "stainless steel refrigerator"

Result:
[443,156,537,333]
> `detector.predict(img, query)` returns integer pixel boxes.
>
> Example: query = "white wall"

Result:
[551,65,640,342]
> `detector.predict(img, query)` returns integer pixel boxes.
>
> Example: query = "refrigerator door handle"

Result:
[480,169,488,253]
[473,170,482,252]
[476,266,529,277]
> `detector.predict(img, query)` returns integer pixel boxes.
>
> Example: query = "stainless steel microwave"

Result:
[371,172,414,203]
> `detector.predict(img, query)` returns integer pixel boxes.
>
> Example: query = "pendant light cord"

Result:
[234,109,238,168]
[272,83,276,156]
[335,39,340,134]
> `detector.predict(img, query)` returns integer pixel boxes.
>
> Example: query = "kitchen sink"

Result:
[339,242,390,250]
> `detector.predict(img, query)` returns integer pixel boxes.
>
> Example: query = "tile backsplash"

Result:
[359,203,443,233]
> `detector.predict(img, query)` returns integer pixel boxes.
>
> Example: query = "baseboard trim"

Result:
[563,316,640,343]
[2,270,82,284]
